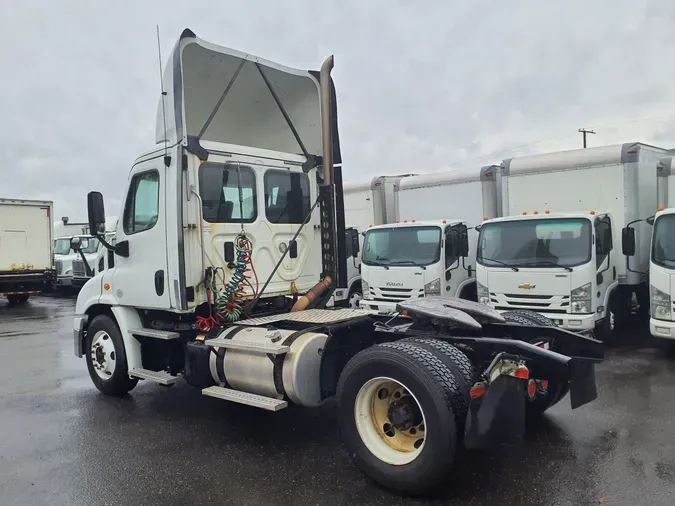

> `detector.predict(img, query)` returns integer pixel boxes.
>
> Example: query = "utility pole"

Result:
[578,128,596,148]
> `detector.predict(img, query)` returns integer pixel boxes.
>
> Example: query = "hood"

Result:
[485,269,572,296]
[363,265,431,290]
[156,29,341,164]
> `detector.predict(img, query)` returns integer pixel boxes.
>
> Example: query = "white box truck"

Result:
[646,156,675,341]
[359,168,500,312]
[328,180,370,307]
[476,143,667,340]
[0,198,56,304]
[70,28,604,496]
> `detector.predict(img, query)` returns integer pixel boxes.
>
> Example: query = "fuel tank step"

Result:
[129,368,178,385]
[202,386,288,411]
[204,338,289,355]
[129,328,181,340]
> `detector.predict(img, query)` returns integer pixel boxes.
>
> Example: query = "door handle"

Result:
[155,270,165,296]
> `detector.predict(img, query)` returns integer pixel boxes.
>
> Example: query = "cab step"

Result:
[129,368,178,385]
[129,328,180,340]
[201,386,288,411]
[204,338,289,355]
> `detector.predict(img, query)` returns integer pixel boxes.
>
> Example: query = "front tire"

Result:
[337,342,463,495]
[85,315,138,396]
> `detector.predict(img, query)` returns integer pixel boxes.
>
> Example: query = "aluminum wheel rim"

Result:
[90,330,117,380]
[349,292,363,308]
[354,377,426,465]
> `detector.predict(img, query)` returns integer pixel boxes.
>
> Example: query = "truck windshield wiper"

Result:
[366,260,390,270]
[478,257,519,272]
[520,260,573,272]
[388,260,427,270]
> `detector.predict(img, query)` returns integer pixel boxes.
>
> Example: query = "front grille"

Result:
[491,292,570,314]
[370,287,424,303]
[72,259,86,277]
[55,260,63,275]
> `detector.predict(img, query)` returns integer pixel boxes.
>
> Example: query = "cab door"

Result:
[594,214,615,310]
[110,158,170,309]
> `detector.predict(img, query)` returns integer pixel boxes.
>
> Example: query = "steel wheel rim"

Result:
[354,377,426,465]
[349,292,363,308]
[90,330,117,380]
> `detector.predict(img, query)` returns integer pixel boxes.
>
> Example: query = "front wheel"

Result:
[337,342,464,495]
[84,315,138,396]
[348,290,363,309]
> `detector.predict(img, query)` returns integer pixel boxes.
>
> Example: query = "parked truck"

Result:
[476,143,667,341]
[328,180,370,308]
[72,29,603,495]
[645,156,675,341]
[359,168,500,312]
[0,198,55,304]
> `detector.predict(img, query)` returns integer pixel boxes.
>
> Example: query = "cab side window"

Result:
[595,216,612,269]
[123,171,160,235]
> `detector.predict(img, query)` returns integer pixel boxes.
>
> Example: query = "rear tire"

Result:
[7,294,29,305]
[502,310,569,416]
[337,341,463,495]
[85,315,138,396]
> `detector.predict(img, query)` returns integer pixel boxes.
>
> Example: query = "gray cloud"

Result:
[2,0,675,222]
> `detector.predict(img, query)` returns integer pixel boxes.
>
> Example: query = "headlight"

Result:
[362,279,370,298]
[424,278,441,296]
[477,282,489,305]
[570,283,591,314]
[651,286,672,321]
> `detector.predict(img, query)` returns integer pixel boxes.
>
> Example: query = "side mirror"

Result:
[87,191,106,236]
[622,227,636,257]
[350,230,360,258]
[459,228,470,257]
[70,237,82,251]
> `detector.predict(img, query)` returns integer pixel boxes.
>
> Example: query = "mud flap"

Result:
[464,375,526,450]
[569,359,597,409]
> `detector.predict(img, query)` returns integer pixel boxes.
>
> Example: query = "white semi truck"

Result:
[72,29,604,495]
[476,143,667,341]
[0,198,56,304]
[646,156,675,341]
[359,168,500,312]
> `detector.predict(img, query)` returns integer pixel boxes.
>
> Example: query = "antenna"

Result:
[156,25,170,167]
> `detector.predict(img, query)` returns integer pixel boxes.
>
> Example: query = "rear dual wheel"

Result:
[337,341,469,495]
[7,294,29,305]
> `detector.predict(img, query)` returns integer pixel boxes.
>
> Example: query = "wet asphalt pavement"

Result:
[1,297,674,506]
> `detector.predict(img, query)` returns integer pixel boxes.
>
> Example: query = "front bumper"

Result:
[359,299,398,313]
[57,276,73,287]
[650,318,675,340]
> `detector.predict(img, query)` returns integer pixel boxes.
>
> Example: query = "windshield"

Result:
[54,239,71,255]
[81,238,100,254]
[478,218,592,268]
[652,214,675,268]
[362,226,441,267]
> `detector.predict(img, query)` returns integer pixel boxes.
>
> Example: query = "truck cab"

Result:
[649,208,675,339]
[359,219,473,312]
[54,235,75,288]
[476,212,616,336]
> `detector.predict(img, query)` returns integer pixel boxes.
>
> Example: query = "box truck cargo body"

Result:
[0,199,55,302]
[359,168,499,312]
[477,142,667,339]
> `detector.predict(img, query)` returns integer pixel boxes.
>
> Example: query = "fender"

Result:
[109,306,144,371]
[600,280,621,319]
[456,278,477,299]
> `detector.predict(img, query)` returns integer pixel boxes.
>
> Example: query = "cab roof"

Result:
[367,219,463,231]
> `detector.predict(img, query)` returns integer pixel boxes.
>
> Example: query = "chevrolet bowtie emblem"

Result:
[519,283,536,289]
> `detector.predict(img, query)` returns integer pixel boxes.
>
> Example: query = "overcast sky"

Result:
[2,0,675,224]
